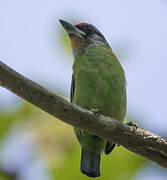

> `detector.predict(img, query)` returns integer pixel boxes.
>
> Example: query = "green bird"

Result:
[59,19,127,177]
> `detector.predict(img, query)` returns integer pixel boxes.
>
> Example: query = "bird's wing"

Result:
[70,73,85,136]
[70,73,75,103]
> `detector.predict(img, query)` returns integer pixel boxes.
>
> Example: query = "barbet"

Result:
[59,19,127,177]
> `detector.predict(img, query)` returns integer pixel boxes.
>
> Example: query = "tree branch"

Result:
[0,61,167,168]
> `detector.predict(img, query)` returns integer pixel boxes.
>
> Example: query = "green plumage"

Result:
[59,19,127,177]
[71,46,126,177]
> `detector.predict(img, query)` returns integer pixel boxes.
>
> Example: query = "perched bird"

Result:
[59,19,127,177]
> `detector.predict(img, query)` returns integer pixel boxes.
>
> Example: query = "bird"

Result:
[59,19,127,177]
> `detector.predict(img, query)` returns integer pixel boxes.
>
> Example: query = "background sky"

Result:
[0,0,167,179]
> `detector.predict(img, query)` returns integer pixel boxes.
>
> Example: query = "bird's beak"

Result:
[59,19,86,38]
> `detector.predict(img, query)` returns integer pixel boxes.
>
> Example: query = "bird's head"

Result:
[59,19,109,57]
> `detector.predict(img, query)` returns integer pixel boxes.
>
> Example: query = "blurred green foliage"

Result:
[0,102,35,180]
[60,29,72,56]
[0,102,36,142]
[0,170,16,180]
[51,141,146,180]
[58,18,77,56]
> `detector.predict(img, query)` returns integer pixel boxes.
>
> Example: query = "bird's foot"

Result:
[126,121,138,131]
[91,109,101,117]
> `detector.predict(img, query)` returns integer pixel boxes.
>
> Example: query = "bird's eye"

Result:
[86,28,93,35]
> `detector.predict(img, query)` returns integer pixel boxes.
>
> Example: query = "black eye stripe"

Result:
[85,27,93,34]
[75,24,106,40]
[77,25,93,35]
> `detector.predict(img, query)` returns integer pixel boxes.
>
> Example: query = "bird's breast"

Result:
[73,47,126,121]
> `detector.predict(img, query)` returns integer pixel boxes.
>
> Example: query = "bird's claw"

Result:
[91,109,101,117]
[126,121,138,131]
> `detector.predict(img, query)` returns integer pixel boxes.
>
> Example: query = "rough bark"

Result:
[0,61,167,168]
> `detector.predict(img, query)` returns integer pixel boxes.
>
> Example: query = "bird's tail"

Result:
[81,148,101,177]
